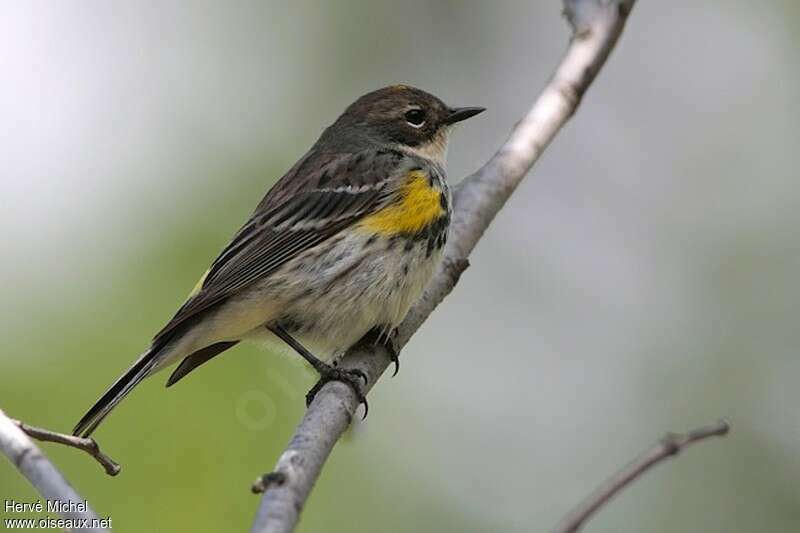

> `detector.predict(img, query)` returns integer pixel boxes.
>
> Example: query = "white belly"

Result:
[242,229,445,361]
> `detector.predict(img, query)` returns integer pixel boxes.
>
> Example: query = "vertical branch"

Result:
[251,1,637,532]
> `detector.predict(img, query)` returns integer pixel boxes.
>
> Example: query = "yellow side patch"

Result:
[189,268,210,298]
[358,170,444,236]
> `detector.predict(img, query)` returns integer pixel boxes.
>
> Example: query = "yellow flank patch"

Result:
[358,170,444,236]
[189,268,210,298]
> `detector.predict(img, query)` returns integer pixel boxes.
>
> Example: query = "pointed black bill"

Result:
[445,106,486,125]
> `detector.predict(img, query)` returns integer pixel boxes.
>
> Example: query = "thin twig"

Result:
[0,409,110,532]
[11,418,121,476]
[251,2,637,531]
[552,420,731,533]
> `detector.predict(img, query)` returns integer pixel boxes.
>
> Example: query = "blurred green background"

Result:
[2,1,799,531]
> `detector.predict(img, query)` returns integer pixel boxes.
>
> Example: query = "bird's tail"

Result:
[72,347,159,438]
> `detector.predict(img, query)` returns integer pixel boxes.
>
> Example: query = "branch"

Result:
[0,409,110,531]
[552,420,731,533]
[251,1,636,531]
[10,417,120,476]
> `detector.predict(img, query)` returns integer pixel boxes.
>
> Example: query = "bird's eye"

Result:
[404,108,426,128]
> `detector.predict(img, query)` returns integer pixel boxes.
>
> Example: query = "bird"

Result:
[72,84,484,437]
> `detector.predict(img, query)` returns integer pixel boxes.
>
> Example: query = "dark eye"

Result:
[404,108,426,127]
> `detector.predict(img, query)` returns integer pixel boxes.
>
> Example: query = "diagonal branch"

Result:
[0,408,111,532]
[251,1,637,531]
[552,420,731,533]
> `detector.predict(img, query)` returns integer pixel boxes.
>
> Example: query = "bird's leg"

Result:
[268,324,368,416]
[357,326,401,377]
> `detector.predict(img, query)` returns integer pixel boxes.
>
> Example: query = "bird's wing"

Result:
[152,148,410,345]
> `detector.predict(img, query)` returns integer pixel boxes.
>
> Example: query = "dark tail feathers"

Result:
[72,348,158,438]
[73,340,240,437]
[166,341,238,387]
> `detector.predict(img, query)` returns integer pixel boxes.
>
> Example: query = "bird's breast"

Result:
[357,169,450,238]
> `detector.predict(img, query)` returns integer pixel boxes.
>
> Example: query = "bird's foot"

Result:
[384,330,400,377]
[358,326,401,377]
[268,324,369,417]
[306,363,369,418]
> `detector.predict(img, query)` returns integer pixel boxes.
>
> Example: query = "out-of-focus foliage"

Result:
[1,1,798,531]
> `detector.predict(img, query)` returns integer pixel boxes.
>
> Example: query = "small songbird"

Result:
[73,85,484,437]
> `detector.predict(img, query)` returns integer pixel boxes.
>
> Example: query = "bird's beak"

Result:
[445,106,486,125]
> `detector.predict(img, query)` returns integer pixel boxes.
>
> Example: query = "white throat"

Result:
[400,128,451,166]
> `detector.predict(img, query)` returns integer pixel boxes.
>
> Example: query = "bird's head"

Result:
[321,85,485,164]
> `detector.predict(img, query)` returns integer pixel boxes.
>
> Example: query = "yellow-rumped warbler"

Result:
[73,85,484,437]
